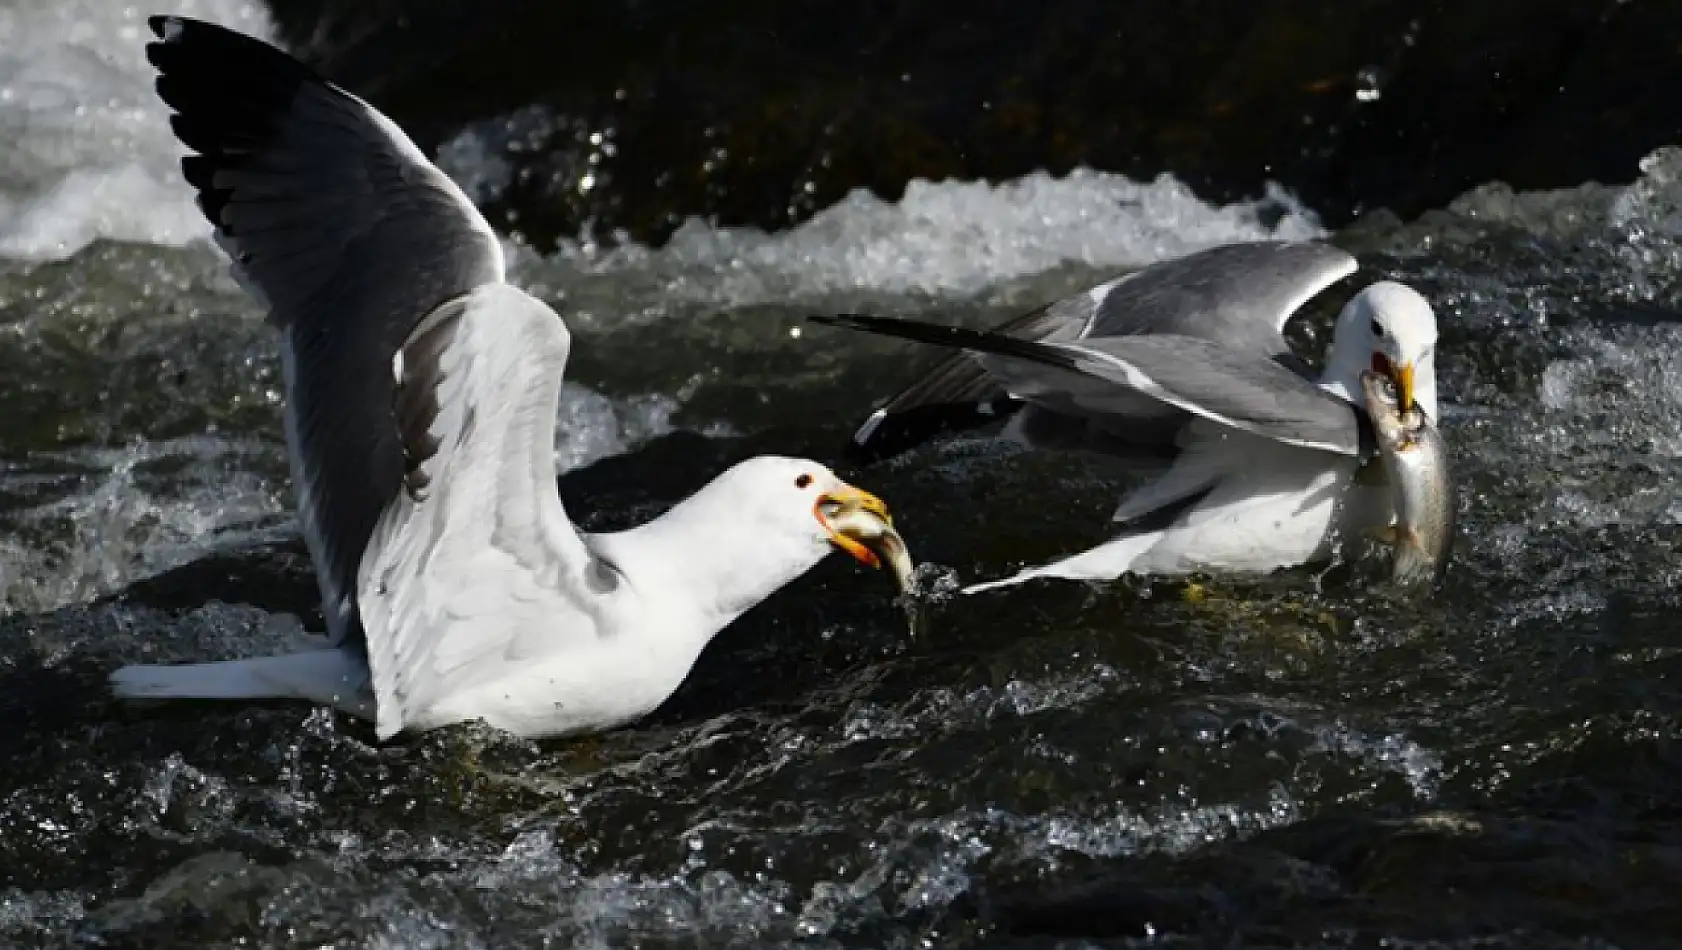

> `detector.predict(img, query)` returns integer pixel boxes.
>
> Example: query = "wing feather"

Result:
[357,284,603,740]
[833,240,1358,462]
[808,313,1359,456]
[147,15,505,650]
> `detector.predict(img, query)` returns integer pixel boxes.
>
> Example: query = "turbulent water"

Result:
[1,5,1680,949]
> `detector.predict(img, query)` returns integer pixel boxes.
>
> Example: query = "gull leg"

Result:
[962,532,1163,594]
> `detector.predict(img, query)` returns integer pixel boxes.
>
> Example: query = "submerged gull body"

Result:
[813,241,1443,593]
[108,16,912,740]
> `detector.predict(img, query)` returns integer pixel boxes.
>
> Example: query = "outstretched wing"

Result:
[145,17,605,679]
[148,15,508,651]
[809,313,1360,456]
[1080,240,1357,346]
[843,299,1077,463]
[836,240,1358,462]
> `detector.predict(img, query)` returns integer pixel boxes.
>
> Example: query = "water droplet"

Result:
[1355,66,1384,103]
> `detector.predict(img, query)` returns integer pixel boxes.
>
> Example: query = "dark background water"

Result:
[267,0,1682,249]
[1,2,1681,948]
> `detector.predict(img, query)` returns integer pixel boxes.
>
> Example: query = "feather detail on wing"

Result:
[147,15,505,650]
[809,313,1361,456]
[357,283,609,740]
[833,240,1357,463]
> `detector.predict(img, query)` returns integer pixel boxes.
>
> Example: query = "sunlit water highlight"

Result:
[0,4,1678,947]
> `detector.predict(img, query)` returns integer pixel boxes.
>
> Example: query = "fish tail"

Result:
[1390,533,1442,589]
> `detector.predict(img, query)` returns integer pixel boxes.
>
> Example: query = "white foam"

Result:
[433,105,581,207]
[0,0,273,261]
[0,8,1323,296]
[432,104,1331,308]
[547,169,1328,306]
[0,436,289,614]
[1539,324,1682,458]
[1306,724,1443,800]
[553,382,690,472]
[0,391,682,614]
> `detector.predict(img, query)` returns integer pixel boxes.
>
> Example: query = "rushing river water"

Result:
[1,3,1680,949]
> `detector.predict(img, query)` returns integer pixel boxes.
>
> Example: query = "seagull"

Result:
[107,15,914,741]
[809,241,1441,594]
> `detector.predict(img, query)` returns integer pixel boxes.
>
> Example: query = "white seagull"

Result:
[109,16,913,740]
[810,241,1442,593]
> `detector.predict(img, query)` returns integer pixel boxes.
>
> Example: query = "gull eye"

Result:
[1371,319,1385,338]
[795,473,813,489]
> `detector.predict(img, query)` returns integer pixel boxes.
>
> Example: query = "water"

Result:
[1,6,1680,949]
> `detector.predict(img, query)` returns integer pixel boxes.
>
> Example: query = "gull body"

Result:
[108,16,909,740]
[813,241,1442,592]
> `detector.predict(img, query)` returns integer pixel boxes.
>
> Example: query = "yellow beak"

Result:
[1392,361,1416,414]
[1373,354,1417,414]
[814,484,895,569]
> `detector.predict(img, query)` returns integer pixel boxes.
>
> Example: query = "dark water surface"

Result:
[1,3,1680,948]
[264,0,1682,250]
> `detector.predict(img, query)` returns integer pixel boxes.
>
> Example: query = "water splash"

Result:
[0,0,274,261]
[548,171,1326,308]
[0,437,288,614]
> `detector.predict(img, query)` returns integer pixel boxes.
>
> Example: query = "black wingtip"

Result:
[841,398,1025,465]
[140,13,322,89]
[146,14,226,41]
[806,312,888,336]
[140,11,332,227]
[806,311,988,352]
[807,311,1073,370]
[809,311,1039,464]
[144,14,204,54]
[807,311,929,333]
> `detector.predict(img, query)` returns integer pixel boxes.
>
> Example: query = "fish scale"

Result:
[1360,371,1456,588]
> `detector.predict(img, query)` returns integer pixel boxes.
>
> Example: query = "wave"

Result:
[0,0,273,260]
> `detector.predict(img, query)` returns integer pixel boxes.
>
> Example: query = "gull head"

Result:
[1325,280,1439,420]
[735,457,915,593]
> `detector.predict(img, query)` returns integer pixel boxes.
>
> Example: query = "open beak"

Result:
[1371,354,1416,414]
[815,483,916,593]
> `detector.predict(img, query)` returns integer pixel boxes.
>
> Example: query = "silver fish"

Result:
[824,502,927,636]
[1359,370,1457,588]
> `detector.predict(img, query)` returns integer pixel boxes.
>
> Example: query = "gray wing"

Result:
[1002,335,1360,455]
[809,313,1360,456]
[148,16,507,650]
[844,302,1077,463]
[1082,241,1357,353]
[838,240,1356,463]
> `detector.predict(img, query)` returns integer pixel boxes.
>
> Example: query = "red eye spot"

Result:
[795,473,813,489]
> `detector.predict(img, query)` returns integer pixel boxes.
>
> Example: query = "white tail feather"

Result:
[963,532,1161,594]
[109,649,375,719]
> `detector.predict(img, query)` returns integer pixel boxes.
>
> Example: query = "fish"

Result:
[825,501,927,635]
[1359,370,1457,588]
